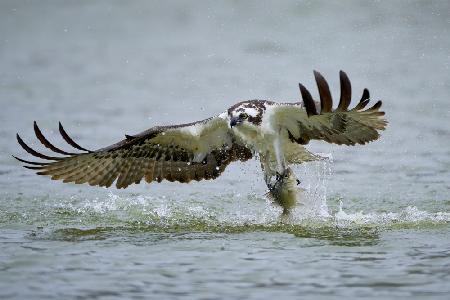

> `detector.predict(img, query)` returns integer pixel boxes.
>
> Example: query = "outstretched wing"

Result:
[272,70,387,146]
[14,116,252,189]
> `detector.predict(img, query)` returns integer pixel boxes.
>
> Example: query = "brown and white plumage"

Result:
[14,70,387,190]
[15,119,252,189]
[277,71,386,146]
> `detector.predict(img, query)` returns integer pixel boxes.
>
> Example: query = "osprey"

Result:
[14,71,387,190]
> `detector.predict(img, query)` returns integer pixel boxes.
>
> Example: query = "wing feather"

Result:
[144,160,156,183]
[314,70,333,113]
[77,159,110,185]
[337,70,352,111]
[15,116,252,189]
[273,71,387,146]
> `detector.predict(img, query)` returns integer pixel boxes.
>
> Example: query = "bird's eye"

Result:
[239,113,248,119]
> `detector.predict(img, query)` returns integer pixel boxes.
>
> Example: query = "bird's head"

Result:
[227,100,268,130]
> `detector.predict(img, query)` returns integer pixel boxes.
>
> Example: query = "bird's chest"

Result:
[234,125,277,154]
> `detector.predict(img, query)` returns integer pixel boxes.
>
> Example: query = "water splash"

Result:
[26,157,443,230]
[334,201,450,228]
[51,192,449,232]
[294,153,334,219]
[35,191,450,246]
[3,157,448,244]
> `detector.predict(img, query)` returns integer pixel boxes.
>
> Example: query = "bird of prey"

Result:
[14,71,387,190]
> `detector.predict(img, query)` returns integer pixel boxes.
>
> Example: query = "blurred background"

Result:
[0,1,449,299]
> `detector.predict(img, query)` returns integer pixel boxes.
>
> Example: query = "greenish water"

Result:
[1,0,450,299]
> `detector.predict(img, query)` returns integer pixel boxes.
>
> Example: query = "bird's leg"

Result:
[260,151,275,186]
[273,136,286,173]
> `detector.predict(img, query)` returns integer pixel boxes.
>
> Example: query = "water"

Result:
[1,0,450,299]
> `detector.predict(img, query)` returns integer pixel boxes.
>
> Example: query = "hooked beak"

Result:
[230,117,241,128]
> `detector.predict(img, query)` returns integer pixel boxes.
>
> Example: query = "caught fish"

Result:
[266,167,302,215]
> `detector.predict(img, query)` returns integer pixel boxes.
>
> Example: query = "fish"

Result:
[265,167,302,215]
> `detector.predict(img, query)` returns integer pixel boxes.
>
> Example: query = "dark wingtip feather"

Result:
[58,122,93,152]
[299,83,318,117]
[337,70,352,111]
[23,165,46,170]
[16,133,61,161]
[12,155,48,166]
[367,100,382,111]
[354,99,370,110]
[313,70,333,113]
[360,88,370,102]
[34,121,77,156]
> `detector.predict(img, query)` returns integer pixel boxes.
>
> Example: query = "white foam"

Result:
[334,202,450,227]
[54,190,450,230]
[52,158,449,229]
